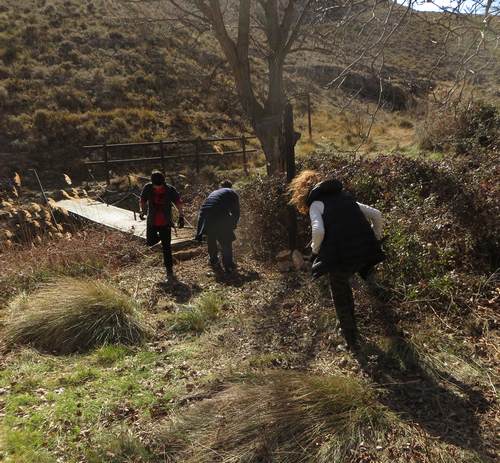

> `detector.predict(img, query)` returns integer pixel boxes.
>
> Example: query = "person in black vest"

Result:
[196,180,240,273]
[289,170,385,349]
[139,171,185,283]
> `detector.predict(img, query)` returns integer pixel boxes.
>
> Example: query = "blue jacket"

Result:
[196,188,240,241]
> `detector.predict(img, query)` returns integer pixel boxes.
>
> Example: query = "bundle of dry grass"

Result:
[155,372,395,462]
[4,278,149,354]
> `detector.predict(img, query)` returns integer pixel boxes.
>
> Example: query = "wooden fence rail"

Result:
[83,135,258,184]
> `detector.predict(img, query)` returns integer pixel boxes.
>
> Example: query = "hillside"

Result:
[1,0,499,181]
[0,2,499,458]
[0,0,248,177]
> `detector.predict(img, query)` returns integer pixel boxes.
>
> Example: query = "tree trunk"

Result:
[250,56,287,175]
[254,113,283,175]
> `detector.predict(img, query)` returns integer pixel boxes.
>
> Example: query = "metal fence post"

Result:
[103,143,110,185]
[241,135,248,176]
[283,102,297,250]
[160,140,165,174]
[307,93,313,141]
[195,137,201,174]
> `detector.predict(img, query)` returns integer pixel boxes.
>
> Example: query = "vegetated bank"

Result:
[1,128,498,461]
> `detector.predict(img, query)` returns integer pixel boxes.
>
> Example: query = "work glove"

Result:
[139,212,146,221]
[178,216,185,228]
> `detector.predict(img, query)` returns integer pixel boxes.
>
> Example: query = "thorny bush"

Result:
[237,150,499,314]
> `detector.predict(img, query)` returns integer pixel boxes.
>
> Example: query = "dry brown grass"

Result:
[4,277,149,354]
[0,227,144,306]
[154,371,394,462]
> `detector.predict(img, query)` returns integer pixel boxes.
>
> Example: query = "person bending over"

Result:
[140,171,184,283]
[196,180,240,273]
[289,170,385,349]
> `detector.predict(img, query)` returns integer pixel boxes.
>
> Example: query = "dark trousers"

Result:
[207,233,233,270]
[328,263,375,346]
[147,226,173,273]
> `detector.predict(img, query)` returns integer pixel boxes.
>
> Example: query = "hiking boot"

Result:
[223,262,237,274]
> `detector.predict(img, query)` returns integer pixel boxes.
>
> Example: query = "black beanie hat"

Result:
[151,171,165,186]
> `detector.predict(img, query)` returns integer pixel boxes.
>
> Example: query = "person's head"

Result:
[288,170,323,215]
[151,171,165,187]
[220,180,232,189]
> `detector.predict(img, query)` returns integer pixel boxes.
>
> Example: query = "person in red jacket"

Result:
[139,171,184,283]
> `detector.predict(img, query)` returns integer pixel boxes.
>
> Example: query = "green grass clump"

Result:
[4,278,149,354]
[167,291,223,333]
[93,344,132,366]
[155,371,395,462]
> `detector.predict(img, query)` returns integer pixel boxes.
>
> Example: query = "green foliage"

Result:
[239,151,498,312]
[4,278,150,354]
[93,344,131,366]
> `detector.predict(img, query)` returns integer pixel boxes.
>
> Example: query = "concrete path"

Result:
[56,198,195,248]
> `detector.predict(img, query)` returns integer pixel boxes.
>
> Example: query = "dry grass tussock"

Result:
[154,371,394,462]
[3,278,149,354]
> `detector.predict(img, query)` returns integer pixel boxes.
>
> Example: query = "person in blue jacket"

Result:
[196,180,240,273]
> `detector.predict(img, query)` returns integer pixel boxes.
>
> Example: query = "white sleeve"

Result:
[357,202,383,240]
[309,201,325,254]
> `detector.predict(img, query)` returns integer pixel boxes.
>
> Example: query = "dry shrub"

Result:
[417,101,499,153]
[0,227,144,305]
[301,151,499,311]
[238,150,498,313]
[4,278,149,354]
[238,174,310,259]
[153,371,393,462]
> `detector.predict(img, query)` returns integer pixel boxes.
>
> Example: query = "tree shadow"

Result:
[157,279,202,303]
[354,298,493,460]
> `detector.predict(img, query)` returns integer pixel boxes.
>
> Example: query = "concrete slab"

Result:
[56,198,195,248]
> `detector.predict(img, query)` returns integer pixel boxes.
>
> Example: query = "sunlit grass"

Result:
[4,278,150,354]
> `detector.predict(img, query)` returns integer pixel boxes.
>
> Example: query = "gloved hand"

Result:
[178,216,185,228]
[139,212,146,221]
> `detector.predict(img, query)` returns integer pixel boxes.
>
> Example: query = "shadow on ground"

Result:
[157,279,203,303]
[354,298,494,461]
[213,267,261,287]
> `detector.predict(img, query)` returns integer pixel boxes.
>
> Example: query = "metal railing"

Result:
[83,135,259,184]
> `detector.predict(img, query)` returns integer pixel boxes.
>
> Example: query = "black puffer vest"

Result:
[307,180,385,278]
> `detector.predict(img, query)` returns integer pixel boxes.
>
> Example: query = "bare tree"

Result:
[110,0,499,171]
[168,1,316,174]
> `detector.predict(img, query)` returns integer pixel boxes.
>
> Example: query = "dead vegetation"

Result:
[153,372,394,463]
[3,277,149,354]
